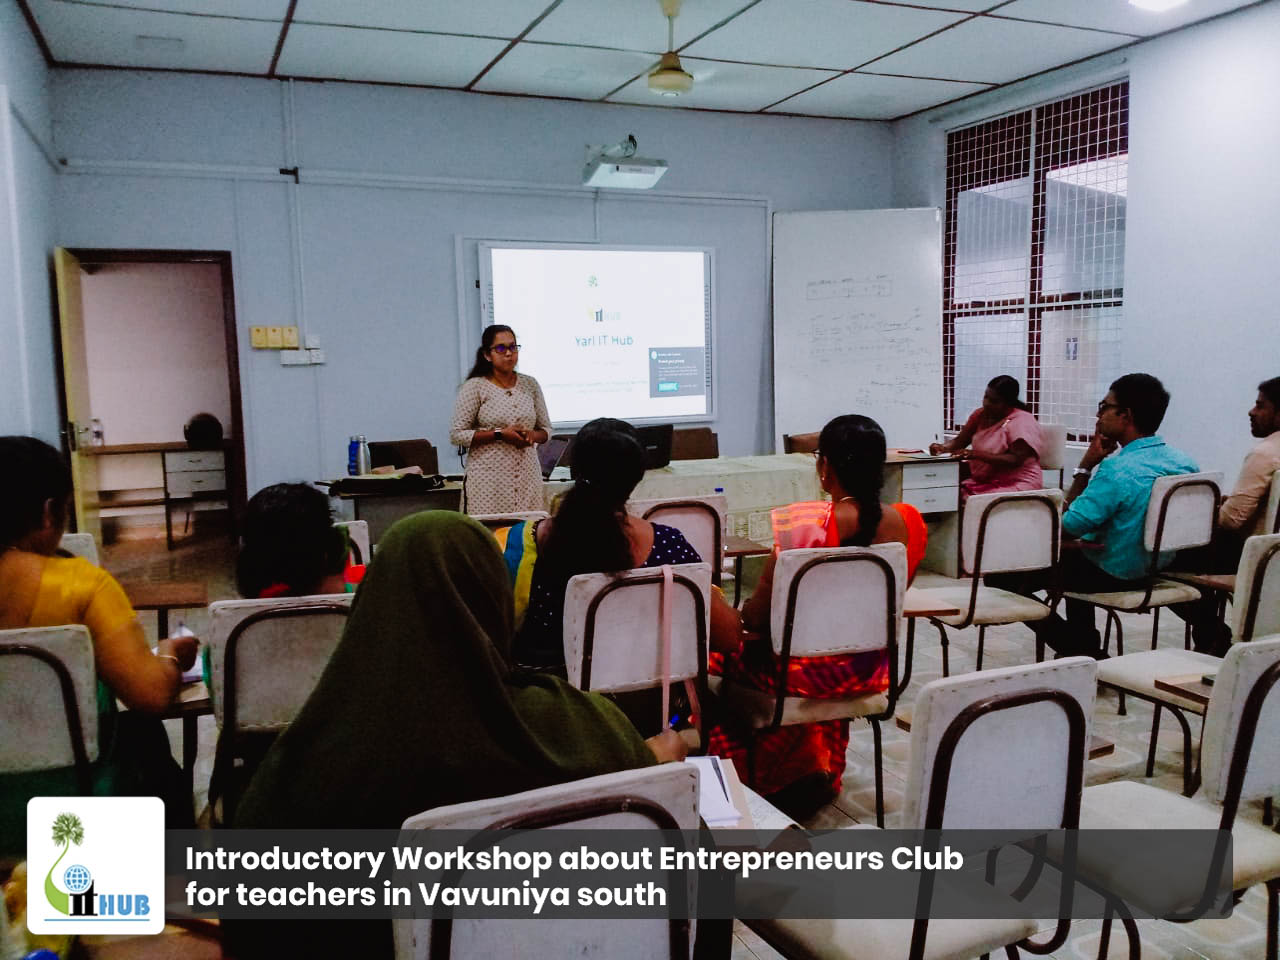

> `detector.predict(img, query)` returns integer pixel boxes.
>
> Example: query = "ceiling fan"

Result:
[648,0,695,96]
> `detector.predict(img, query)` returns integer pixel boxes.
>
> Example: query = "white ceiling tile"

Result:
[995,0,1258,37]
[293,0,553,38]
[473,42,661,99]
[683,0,971,70]
[278,24,507,86]
[55,0,289,18]
[28,0,280,71]
[608,57,838,112]
[768,71,990,119]
[866,15,1132,84]
[528,0,753,52]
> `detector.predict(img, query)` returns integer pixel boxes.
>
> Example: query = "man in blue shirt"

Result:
[989,373,1198,658]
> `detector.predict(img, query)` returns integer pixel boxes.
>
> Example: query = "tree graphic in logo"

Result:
[45,812,85,915]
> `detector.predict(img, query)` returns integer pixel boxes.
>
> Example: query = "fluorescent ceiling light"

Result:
[1128,0,1190,11]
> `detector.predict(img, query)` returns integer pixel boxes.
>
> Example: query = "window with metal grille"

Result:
[944,82,1128,440]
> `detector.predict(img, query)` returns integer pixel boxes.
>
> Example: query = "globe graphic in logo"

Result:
[63,864,92,893]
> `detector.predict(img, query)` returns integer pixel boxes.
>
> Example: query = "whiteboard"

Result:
[772,208,943,450]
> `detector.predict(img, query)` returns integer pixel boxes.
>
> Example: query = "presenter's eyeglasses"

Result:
[1096,401,1123,415]
[490,344,521,355]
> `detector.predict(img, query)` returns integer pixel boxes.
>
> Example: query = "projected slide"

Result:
[484,246,712,425]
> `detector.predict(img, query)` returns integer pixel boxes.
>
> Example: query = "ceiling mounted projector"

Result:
[583,135,668,189]
[648,0,694,97]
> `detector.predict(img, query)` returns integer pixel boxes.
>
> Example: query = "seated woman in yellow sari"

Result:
[708,415,927,808]
[0,436,198,854]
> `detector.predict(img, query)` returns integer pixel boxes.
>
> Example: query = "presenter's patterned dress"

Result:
[450,373,552,515]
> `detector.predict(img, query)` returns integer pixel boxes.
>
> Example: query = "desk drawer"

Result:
[167,470,226,496]
[901,462,959,490]
[164,450,224,472]
[901,485,958,514]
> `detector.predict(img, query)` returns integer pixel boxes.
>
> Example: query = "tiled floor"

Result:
[99,539,1270,959]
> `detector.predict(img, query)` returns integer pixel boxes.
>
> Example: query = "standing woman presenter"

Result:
[450,324,552,514]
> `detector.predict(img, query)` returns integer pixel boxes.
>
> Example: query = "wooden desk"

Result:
[903,587,962,619]
[1154,673,1215,708]
[122,580,208,637]
[85,441,233,550]
[336,482,463,544]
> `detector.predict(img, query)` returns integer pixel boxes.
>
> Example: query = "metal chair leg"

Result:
[1151,607,1161,650]
[1268,877,1279,960]
[897,618,916,698]
[871,718,885,829]
[933,620,950,678]
[1163,704,1196,796]
[1108,611,1127,715]
[1097,904,1112,960]
[1146,703,1163,777]
[1266,796,1274,827]
[976,624,987,671]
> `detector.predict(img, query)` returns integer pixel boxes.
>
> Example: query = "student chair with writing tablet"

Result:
[394,764,699,960]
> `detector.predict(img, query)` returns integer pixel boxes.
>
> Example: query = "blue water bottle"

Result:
[348,436,360,476]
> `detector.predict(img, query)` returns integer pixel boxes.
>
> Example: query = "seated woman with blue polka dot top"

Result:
[491,417,740,680]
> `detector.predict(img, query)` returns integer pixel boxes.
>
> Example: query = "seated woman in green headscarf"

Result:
[228,511,684,959]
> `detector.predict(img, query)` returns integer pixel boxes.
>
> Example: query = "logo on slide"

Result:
[27,797,164,934]
[587,275,598,287]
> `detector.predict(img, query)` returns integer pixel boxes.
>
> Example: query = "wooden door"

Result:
[53,247,101,541]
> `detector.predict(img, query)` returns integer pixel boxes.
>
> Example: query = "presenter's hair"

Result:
[0,435,72,546]
[988,375,1029,411]
[236,483,346,598]
[467,324,516,380]
[541,418,646,583]
[1109,373,1170,435]
[817,415,886,548]
[1259,377,1280,409]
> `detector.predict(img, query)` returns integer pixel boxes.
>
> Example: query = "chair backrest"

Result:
[769,543,905,659]
[781,432,820,455]
[0,626,98,778]
[960,489,1063,577]
[333,519,370,565]
[900,658,1095,831]
[58,532,99,566]
[563,562,710,697]
[629,496,727,585]
[471,511,550,531]
[206,595,352,730]
[1265,471,1280,535]
[394,764,699,960]
[670,427,719,461]
[1038,423,1067,471]
[1199,636,1280,810]
[1142,471,1223,554]
[1232,534,1280,642]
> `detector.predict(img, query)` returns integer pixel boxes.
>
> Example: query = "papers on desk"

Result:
[685,756,742,827]
[152,645,203,684]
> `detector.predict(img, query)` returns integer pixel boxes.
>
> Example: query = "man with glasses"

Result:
[987,373,1198,658]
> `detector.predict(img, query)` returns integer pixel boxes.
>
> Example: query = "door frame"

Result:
[57,248,248,535]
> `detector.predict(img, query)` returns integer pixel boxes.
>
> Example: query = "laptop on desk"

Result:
[537,435,572,481]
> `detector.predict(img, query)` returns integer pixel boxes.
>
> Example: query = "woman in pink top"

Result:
[930,375,1044,499]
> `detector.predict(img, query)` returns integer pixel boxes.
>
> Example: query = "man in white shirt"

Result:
[1219,377,1280,536]
[1173,377,1280,653]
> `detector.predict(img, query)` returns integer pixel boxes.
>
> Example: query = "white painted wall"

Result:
[51,72,895,491]
[80,261,231,443]
[0,0,58,442]
[892,0,1280,488]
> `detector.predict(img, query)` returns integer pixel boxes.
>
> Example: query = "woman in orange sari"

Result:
[709,415,926,808]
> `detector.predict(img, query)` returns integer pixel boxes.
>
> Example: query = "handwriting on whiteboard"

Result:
[805,275,893,300]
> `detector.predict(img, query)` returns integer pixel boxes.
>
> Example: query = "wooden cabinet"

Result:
[163,449,227,548]
[85,442,232,549]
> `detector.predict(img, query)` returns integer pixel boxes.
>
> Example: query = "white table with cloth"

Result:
[544,454,821,543]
